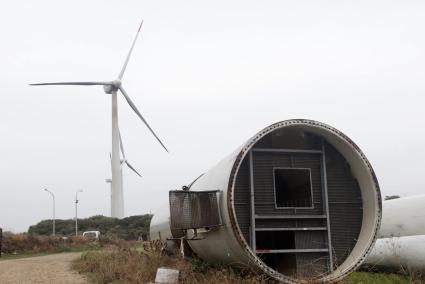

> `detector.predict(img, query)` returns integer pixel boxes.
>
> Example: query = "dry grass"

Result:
[72,242,425,284]
[1,232,123,256]
[72,247,272,284]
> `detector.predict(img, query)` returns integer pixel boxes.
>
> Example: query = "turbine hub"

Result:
[103,80,121,94]
[112,80,122,88]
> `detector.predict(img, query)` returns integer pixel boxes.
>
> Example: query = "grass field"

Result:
[346,271,412,284]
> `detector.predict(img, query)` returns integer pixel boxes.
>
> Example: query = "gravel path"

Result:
[0,252,88,284]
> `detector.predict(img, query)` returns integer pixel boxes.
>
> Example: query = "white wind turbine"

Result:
[108,129,142,216]
[30,20,168,218]
[119,130,142,178]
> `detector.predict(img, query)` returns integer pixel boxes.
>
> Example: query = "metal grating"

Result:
[252,152,324,216]
[325,143,363,267]
[169,190,222,230]
[296,253,329,278]
[233,129,363,278]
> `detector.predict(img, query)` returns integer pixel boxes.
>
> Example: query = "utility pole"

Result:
[75,190,83,236]
[0,227,3,258]
[44,188,55,236]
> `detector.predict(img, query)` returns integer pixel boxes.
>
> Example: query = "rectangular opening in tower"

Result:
[256,231,295,250]
[274,168,313,208]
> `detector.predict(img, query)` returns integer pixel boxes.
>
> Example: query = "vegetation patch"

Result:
[0,232,124,258]
[72,247,272,284]
[345,271,411,284]
[71,241,425,284]
[28,214,152,240]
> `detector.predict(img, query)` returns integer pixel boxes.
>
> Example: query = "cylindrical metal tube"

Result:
[365,195,425,270]
[151,119,382,283]
[378,195,425,238]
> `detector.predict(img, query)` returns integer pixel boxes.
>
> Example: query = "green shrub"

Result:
[27,214,152,240]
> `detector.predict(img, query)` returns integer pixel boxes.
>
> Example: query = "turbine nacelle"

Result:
[103,80,121,94]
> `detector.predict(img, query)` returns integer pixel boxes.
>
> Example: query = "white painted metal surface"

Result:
[365,195,425,270]
[378,195,425,238]
[367,235,425,270]
[111,91,124,218]
[150,203,173,241]
[150,119,382,283]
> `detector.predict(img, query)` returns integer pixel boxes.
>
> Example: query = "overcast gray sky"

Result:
[1,0,424,232]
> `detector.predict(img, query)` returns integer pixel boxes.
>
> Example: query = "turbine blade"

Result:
[118,20,144,80]
[30,81,111,86]
[119,86,168,152]
[118,129,126,159]
[125,161,142,177]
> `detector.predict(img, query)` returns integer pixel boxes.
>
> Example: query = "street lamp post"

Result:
[43,188,55,236]
[75,190,83,236]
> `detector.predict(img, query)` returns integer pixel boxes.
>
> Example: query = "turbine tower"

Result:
[31,20,167,218]
[108,130,142,216]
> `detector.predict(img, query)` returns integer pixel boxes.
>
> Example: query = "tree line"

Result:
[28,214,152,240]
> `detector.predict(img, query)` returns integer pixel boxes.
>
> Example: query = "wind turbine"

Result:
[119,130,142,178]
[107,129,142,216]
[30,20,168,219]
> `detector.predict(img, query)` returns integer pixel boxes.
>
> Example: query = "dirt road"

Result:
[0,252,88,284]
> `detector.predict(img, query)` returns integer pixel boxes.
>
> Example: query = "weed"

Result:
[72,246,271,284]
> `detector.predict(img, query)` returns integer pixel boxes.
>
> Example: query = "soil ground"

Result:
[0,252,88,284]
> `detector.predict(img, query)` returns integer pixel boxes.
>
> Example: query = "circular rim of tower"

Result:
[226,119,382,283]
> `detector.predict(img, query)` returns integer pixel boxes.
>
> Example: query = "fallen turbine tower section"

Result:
[365,195,425,270]
[150,119,382,283]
